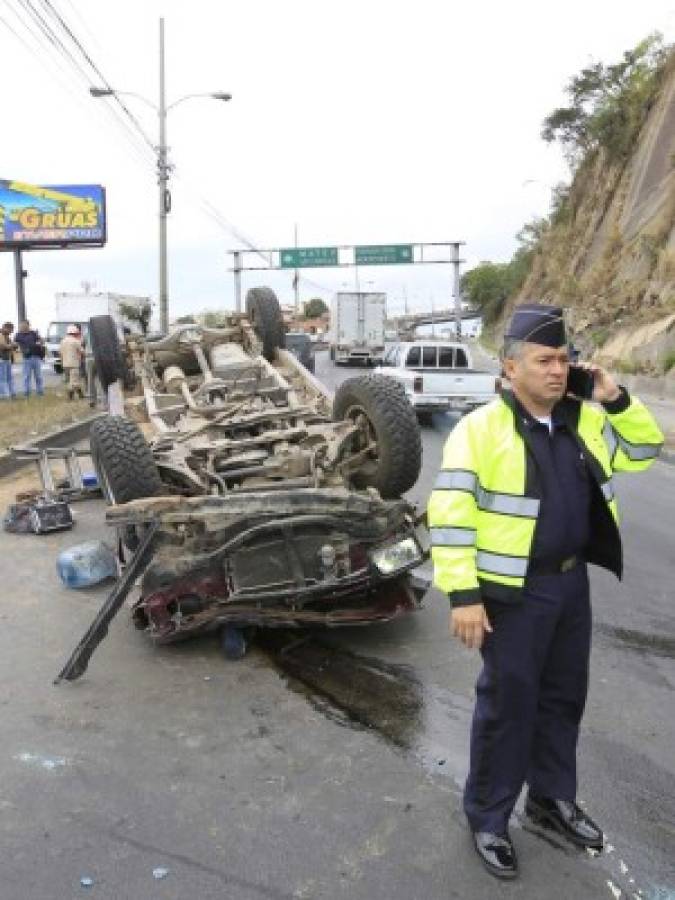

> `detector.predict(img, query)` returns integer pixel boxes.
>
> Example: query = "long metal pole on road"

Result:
[158,17,169,333]
[293,224,299,313]
[14,249,27,323]
[452,242,462,339]
[89,20,231,334]
[233,251,242,312]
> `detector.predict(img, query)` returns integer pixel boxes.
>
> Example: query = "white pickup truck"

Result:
[376,340,499,420]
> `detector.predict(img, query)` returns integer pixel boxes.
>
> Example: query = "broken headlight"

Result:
[370,537,422,575]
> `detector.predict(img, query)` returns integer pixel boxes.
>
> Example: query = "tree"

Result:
[303,298,328,319]
[541,33,667,166]
[461,218,547,324]
[461,262,513,325]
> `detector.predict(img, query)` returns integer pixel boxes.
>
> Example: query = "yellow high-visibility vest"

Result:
[428,390,663,606]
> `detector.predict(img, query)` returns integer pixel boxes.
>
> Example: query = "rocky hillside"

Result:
[510,48,675,372]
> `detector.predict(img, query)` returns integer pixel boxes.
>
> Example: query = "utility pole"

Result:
[452,241,462,339]
[158,17,169,333]
[89,24,231,334]
[14,249,27,322]
[232,250,242,312]
[293,223,299,313]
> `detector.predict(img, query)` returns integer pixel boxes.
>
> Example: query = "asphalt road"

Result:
[0,351,672,900]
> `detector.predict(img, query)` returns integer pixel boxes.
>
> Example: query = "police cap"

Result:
[504,303,566,348]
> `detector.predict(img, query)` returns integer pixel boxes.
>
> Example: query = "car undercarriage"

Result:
[56,287,428,681]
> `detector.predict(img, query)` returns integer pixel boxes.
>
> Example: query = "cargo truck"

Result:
[329,291,386,366]
[45,291,151,372]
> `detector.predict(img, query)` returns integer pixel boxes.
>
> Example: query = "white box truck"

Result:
[45,292,151,372]
[329,292,386,366]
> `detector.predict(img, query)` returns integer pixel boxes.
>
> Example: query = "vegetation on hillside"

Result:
[461,218,548,324]
[462,34,671,331]
[542,33,668,166]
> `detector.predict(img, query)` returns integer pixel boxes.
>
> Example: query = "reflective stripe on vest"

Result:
[615,432,661,461]
[434,470,478,493]
[603,420,660,461]
[434,470,539,519]
[602,421,618,461]
[601,479,615,502]
[431,526,476,547]
[477,488,539,518]
[476,550,529,578]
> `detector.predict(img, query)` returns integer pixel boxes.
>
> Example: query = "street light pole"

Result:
[158,17,169,333]
[89,20,231,334]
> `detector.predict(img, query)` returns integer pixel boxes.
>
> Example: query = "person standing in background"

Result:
[59,325,85,400]
[14,320,45,398]
[0,321,17,400]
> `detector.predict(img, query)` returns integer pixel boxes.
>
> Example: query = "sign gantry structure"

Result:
[229,241,466,334]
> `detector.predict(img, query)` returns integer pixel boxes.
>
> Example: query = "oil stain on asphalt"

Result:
[594,623,675,659]
[258,631,471,788]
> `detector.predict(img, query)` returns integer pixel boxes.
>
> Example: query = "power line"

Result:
[57,0,105,59]
[5,1,335,298]
[3,0,155,171]
[0,4,31,48]
[38,0,156,155]
[176,178,333,292]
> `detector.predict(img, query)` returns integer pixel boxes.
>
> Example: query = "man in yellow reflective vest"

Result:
[428,303,663,879]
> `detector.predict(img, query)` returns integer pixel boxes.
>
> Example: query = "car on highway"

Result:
[284,330,315,373]
[377,340,499,423]
[57,288,428,681]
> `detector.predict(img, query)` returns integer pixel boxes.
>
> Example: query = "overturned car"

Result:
[57,288,428,681]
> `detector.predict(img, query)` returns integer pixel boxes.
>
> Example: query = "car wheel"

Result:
[332,375,421,498]
[89,315,130,389]
[245,287,285,362]
[90,416,163,504]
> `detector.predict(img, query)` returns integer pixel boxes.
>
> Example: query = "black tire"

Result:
[417,411,434,427]
[89,315,125,389]
[89,416,163,504]
[333,375,421,498]
[246,287,285,361]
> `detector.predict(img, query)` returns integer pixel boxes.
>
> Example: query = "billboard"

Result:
[0,179,106,249]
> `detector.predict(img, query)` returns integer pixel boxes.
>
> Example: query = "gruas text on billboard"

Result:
[0,179,106,249]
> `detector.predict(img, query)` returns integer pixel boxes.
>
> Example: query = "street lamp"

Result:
[90,18,232,332]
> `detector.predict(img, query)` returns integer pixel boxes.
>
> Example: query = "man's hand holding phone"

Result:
[566,362,621,404]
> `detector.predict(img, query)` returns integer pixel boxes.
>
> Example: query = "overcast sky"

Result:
[2,0,675,330]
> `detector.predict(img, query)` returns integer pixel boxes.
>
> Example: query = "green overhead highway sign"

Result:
[280,246,338,268]
[354,244,413,265]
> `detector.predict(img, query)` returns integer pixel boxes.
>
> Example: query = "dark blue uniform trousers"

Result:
[463,564,591,834]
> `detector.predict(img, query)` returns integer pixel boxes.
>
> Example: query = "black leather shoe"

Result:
[472,831,518,879]
[525,794,603,850]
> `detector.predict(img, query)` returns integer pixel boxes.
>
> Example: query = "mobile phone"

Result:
[566,365,595,399]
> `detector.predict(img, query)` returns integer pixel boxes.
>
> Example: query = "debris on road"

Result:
[57,540,117,588]
[3,495,73,535]
[15,751,69,771]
